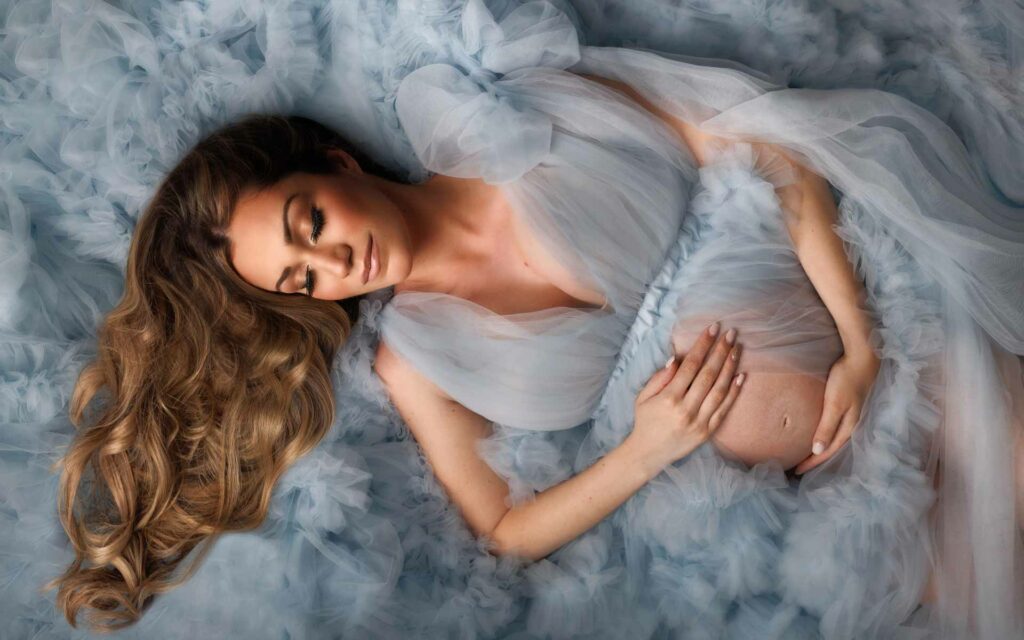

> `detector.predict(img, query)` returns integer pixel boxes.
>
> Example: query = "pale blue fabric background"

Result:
[1,0,1022,638]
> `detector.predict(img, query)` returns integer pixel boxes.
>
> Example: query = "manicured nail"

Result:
[735,372,745,386]
[708,322,720,337]
[725,328,737,345]
[664,356,675,369]
[812,441,825,455]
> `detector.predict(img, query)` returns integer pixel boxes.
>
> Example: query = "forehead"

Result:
[233,181,284,226]
[227,176,299,286]
[233,171,299,218]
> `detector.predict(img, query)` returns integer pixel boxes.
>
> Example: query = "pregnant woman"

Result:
[42,1,1023,638]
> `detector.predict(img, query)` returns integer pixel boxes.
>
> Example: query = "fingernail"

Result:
[735,372,745,387]
[812,441,825,455]
[708,322,719,337]
[725,328,737,345]
[664,356,674,369]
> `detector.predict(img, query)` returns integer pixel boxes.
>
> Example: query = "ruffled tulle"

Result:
[561,139,942,639]
[384,2,1024,637]
[383,9,699,429]
[3,0,1023,638]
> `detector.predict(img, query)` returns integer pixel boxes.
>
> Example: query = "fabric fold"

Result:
[4,0,1024,637]
[384,2,1024,637]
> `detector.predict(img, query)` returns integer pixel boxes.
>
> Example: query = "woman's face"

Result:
[225,150,409,301]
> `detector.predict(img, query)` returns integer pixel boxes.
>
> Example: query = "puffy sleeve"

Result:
[394,0,581,184]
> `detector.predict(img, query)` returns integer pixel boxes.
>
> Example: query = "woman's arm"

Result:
[575,72,876,354]
[486,436,654,561]
[375,340,662,562]
[773,160,876,353]
[572,72,882,471]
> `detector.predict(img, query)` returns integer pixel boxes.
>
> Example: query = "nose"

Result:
[306,244,352,277]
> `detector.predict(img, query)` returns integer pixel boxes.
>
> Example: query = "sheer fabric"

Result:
[378,0,1024,637]
[2,0,1022,637]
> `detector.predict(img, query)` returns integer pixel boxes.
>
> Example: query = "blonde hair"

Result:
[43,114,401,632]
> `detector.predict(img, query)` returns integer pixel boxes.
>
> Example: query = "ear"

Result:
[324,147,363,175]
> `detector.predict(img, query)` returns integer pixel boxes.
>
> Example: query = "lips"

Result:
[362,234,373,285]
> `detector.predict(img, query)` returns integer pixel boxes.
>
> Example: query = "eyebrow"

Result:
[275,192,300,292]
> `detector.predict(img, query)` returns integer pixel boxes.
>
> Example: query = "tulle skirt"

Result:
[527,134,1023,639]
[3,0,1022,636]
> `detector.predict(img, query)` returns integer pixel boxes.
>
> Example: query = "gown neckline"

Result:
[386,182,614,320]
[389,286,609,318]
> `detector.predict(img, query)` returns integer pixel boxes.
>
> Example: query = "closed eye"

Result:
[305,204,324,295]
[310,205,324,243]
[304,265,315,296]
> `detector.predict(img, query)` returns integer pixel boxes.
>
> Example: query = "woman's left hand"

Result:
[794,347,881,475]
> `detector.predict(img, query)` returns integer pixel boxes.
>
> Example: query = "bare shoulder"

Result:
[573,71,697,130]
[573,71,810,174]
[573,71,719,166]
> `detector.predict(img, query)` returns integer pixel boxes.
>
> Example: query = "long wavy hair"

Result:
[43,114,405,632]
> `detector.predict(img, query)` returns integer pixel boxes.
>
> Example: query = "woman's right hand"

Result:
[628,323,745,474]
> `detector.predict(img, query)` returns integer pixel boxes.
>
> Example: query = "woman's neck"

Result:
[377,173,515,298]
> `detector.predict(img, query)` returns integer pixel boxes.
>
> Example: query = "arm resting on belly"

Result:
[775,161,876,353]
[574,71,877,354]
[376,340,664,563]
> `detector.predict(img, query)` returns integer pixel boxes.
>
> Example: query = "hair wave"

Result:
[43,114,403,632]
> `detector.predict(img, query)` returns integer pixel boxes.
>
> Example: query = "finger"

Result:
[676,327,737,411]
[698,342,741,425]
[662,323,722,398]
[792,452,814,475]
[637,354,681,404]
[707,370,746,433]
[795,409,857,474]
[809,397,845,458]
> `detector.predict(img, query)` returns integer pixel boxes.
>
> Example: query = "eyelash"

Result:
[304,205,324,295]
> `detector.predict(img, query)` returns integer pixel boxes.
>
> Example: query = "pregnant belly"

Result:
[708,370,826,471]
[658,140,846,471]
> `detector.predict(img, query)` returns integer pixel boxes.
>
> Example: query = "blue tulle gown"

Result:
[379,2,1024,638]
[2,0,1023,638]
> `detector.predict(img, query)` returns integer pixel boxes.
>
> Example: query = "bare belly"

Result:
[708,370,826,471]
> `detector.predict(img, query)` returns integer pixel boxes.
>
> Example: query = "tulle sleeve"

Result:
[393,0,577,184]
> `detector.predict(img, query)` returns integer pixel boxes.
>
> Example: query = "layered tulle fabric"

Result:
[570,43,1024,640]
[380,1,1024,637]
[383,0,699,430]
[2,0,1023,638]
